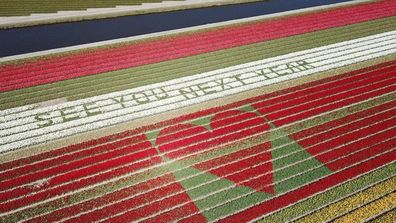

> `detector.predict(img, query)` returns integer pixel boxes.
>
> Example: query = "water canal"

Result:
[0,0,356,57]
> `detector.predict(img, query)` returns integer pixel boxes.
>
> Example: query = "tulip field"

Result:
[0,0,395,222]
[0,0,255,28]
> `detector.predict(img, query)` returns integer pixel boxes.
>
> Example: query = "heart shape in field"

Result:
[156,110,275,194]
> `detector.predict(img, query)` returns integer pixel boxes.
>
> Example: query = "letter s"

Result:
[35,112,54,128]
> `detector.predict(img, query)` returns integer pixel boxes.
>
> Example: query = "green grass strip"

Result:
[258,163,396,223]
[2,91,394,222]
[1,16,395,110]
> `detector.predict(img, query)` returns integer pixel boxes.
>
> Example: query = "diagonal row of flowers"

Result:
[147,107,333,221]
[0,108,285,221]
[151,98,396,220]
[155,109,277,195]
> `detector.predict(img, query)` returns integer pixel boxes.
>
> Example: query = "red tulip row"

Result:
[63,177,206,223]
[25,173,207,223]
[1,0,395,92]
[293,103,396,169]
[252,65,396,126]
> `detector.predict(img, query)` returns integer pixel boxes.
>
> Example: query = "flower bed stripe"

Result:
[37,161,390,223]
[98,147,396,222]
[251,65,396,126]
[368,208,396,223]
[214,150,396,222]
[0,134,149,181]
[332,191,396,223]
[133,116,394,221]
[2,16,395,111]
[60,171,207,223]
[62,178,205,223]
[0,142,156,201]
[293,176,396,222]
[22,173,203,223]
[258,163,396,223]
[2,30,396,152]
[1,0,395,92]
[289,110,396,171]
